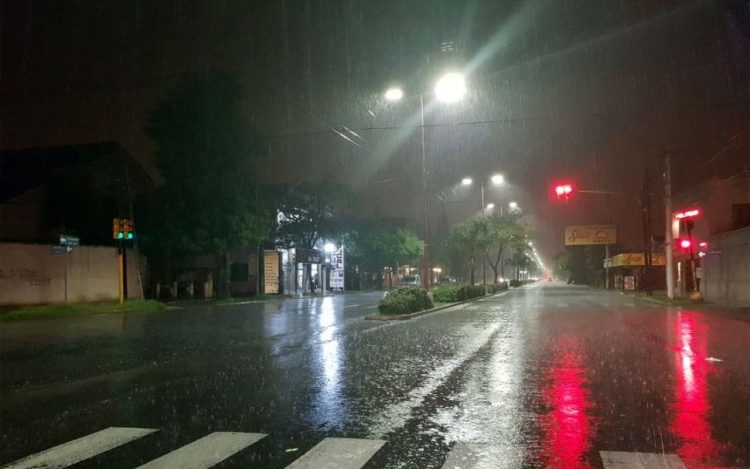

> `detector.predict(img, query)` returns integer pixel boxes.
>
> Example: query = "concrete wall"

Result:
[703,227,750,307]
[0,242,142,305]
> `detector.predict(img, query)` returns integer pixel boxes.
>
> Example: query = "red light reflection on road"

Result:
[541,337,594,469]
[671,313,722,467]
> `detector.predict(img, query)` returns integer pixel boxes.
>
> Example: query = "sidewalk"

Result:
[624,290,750,317]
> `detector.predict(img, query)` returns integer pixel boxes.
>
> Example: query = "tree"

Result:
[344,220,423,289]
[276,179,349,249]
[447,217,492,285]
[145,73,274,298]
[483,213,527,283]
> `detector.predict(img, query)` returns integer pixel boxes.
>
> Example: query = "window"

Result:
[230,263,249,282]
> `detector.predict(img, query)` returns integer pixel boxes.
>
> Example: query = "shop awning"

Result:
[604,253,666,268]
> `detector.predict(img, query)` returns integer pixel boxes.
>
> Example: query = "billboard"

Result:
[565,225,617,246]
[331,246,345,290]
[263,250,280,294]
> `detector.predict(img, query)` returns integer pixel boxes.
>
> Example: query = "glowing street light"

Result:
[509,201,519,210]
[324,242,336,253]
[435,72,466,103]
[490,174,505,185]
[384,87,403,101]
[486,203,495,209]
[461,177,473,186]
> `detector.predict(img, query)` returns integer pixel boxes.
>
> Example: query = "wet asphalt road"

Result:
[1,284,748,468]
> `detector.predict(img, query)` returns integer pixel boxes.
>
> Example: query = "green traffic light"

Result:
[127,233,134,239]
[118,232,124,239]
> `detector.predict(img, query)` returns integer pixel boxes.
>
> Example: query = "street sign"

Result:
[59,235,80,246]
[565,225,616,246]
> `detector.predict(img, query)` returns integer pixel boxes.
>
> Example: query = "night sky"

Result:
[2,0,748,261]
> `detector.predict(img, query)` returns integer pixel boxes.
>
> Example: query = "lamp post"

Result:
[461,174,505,216]
[384,72,467,290]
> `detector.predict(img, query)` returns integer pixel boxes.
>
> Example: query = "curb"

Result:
[365,289,509,321]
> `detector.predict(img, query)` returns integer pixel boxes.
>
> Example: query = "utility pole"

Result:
[664,154,675,299]
[641,170,653,295]
[604,194,612,290]
[420,95,429,290]
[481,180,486,285]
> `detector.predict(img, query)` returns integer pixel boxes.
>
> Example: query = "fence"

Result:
[703,227,750,307]
[0,242,142,305]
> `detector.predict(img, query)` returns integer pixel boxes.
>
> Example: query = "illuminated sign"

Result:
[674,208,700,219]
[565,225,617,246]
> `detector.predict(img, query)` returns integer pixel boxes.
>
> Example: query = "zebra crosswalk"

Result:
[2,427,384,469]
[136,432,267,469]
[2,427,737,469]
[3,427,158,469]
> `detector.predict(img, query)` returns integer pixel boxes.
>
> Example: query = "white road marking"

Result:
[442,443,524,469]
[285,438,385,469]
[366,323,500,438]
[600,451,687,469]
[343,304,362,309]
[137,432,266,469]
[4,427,157,469]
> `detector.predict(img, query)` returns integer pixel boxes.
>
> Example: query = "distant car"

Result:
[402,275,421,286]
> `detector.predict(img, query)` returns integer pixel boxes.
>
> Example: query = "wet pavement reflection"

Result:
[1,285,748,468]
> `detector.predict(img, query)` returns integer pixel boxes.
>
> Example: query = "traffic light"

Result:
[553,182,574,202]
[113,218,124,239]
[123,219,134,240]
[678,238,692,250]
[112,218,134,240]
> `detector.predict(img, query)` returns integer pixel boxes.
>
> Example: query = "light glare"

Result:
[461,177,473,186]
[435,72,466,103]
[384,87,403,101]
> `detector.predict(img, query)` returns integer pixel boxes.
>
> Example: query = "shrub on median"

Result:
[378,286,433,315]
[485,282,509,294]
[433,284,486,303]
[509,279,522,287]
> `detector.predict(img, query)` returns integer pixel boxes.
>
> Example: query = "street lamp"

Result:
[491,174,505,185]
[435,72,467,103]
[509,201,519,211]
[384,72,467,290]
[384,87,403,102]
[486,203,495,209]
[461,177,473,186]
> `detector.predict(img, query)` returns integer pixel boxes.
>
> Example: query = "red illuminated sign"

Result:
[675,208,701,219]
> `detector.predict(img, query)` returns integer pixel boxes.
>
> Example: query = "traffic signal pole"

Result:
[664,155,675,299]
[118,240,124,304]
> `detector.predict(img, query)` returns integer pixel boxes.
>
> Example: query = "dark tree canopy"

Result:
[144,73,274,297]
[145,73,274,255]
[276,179,350,249]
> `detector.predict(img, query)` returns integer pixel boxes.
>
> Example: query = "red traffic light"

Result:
[679,239,692,249]
[674,208,700,219]
[553,183,574,200]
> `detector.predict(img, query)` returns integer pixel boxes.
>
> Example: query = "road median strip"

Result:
[365,290,509,321]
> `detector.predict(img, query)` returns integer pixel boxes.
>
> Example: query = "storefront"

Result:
[603,253,666,292]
